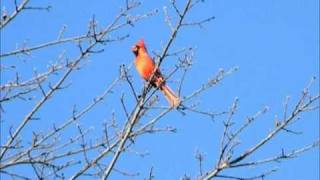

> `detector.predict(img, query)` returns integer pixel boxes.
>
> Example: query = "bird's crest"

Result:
[136,39,145,48]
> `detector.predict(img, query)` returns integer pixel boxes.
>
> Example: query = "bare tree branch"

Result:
[201,86,319,179]
[0,0,30,29]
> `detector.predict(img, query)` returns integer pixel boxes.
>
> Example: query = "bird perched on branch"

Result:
[132,39,180,108]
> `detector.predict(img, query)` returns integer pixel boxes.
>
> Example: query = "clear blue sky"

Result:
[1,0,319,179]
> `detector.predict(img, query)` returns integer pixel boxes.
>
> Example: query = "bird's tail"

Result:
[160,84,180,108]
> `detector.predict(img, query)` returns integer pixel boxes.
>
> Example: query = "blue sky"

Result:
[1,0,319,179]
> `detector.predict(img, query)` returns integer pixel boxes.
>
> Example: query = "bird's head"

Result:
[132,39,146,56]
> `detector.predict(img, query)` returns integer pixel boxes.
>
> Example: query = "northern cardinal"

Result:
[132,39,180,108]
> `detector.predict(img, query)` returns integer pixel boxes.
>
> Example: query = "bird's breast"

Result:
[135,56,155,80]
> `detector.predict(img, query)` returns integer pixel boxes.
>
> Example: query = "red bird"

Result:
[132,39,180,108]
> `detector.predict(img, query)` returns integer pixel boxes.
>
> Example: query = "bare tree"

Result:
[1,0,319,179]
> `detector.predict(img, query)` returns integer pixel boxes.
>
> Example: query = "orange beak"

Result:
[131,45,137,52]
[132,45,139,56]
